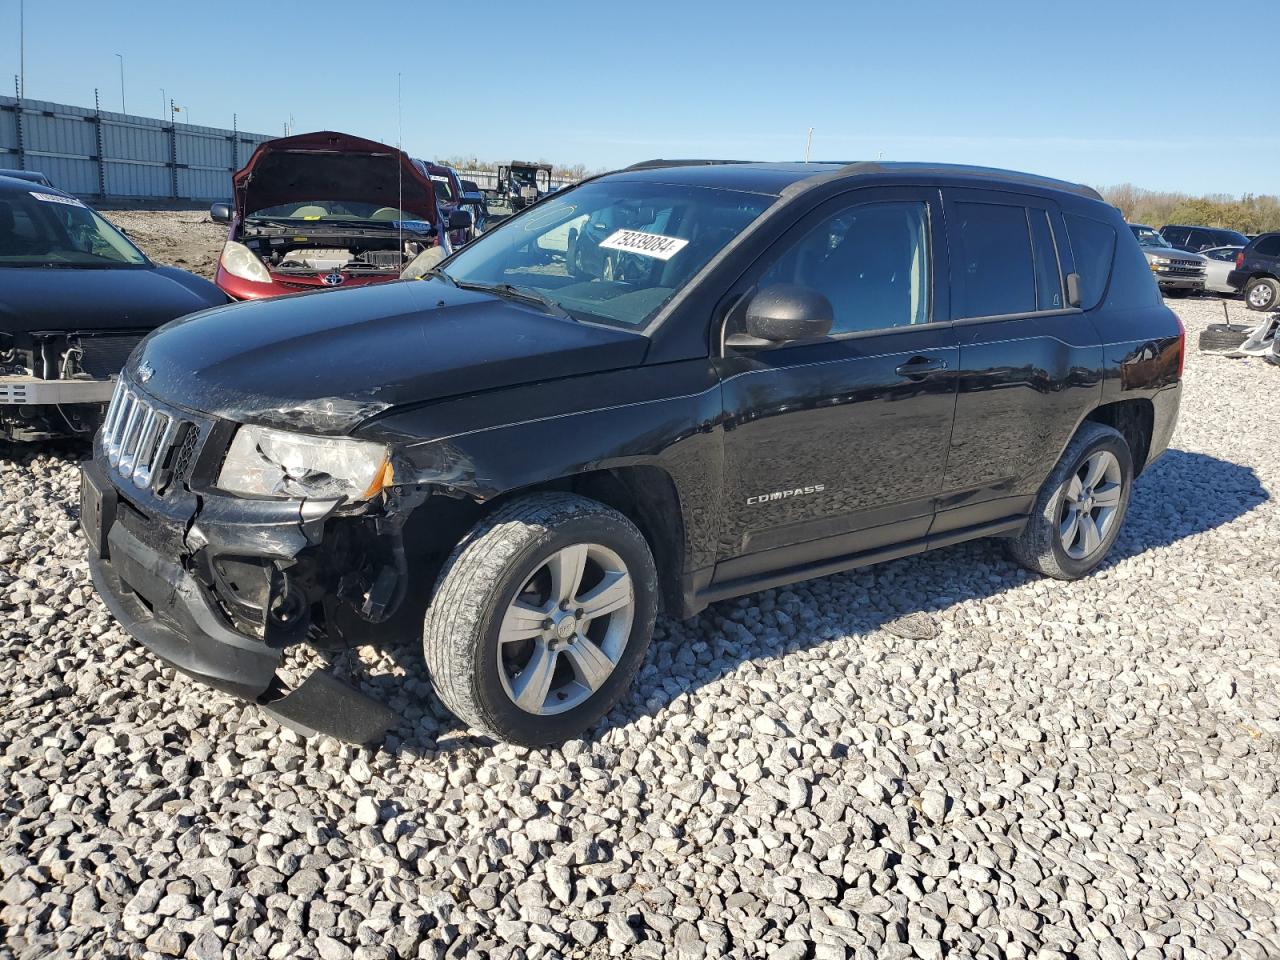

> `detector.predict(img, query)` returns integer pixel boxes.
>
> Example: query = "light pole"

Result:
[115,53,125,113]
[18,0,23,98]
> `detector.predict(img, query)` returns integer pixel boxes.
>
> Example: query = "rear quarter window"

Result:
[1253,236,1280,258]
[1063,213,1117,310]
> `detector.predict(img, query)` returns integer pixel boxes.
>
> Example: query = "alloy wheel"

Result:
[1059,450,1123,560]
[497,543,635,715]
[1249,283,1275,309]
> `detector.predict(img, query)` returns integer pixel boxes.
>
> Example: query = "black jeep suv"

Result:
[82,160,1183,745]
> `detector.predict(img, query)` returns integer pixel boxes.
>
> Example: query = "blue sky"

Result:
[6,0,1276,195]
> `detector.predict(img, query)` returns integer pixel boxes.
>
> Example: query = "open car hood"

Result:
[233,131,438,222]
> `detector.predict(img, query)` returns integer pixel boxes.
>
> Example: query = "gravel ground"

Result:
[2,296,1279,960]
[101,209,225,280]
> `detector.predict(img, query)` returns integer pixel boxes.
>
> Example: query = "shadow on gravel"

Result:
[381,447,1269,756]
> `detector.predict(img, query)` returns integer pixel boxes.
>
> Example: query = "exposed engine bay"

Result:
[240,227,430,277]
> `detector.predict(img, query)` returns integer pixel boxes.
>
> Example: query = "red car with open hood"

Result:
[209,131,467,300]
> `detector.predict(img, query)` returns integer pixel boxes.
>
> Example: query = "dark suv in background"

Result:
[1160,224,1250,253]
[83,160,1183,746]
[1228,232,1280,310]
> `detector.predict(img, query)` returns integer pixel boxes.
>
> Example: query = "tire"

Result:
[1007,422,1134,580]
[1163,287,1188,299]
[1245,276,1279,311]
[1199,323,1251,352]
[423,493,658,746]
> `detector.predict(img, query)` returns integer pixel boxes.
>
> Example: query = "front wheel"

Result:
[1007,422,1133,580]
[423,494,657,745]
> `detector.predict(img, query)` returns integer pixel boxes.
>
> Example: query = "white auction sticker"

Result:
[598,229,689,260]
[30,191,85,207]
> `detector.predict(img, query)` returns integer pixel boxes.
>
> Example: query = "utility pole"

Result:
[160,88,166,121]
[115,53,125,113]
[18,0,24,99]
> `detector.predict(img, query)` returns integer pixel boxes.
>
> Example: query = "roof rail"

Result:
[623,159,752,172]
[828,161,1103,201]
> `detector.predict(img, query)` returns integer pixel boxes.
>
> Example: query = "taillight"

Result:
[1236,250,1245,268]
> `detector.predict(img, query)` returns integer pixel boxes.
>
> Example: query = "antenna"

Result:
[396,72,404,257]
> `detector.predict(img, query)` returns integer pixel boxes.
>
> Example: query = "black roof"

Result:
[607,159,1103,203]
[0,173,64,195]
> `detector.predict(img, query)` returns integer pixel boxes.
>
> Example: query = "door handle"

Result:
[895,356,948,378]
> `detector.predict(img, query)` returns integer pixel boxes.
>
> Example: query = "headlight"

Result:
[219,240,272,284]
[1151,256,1171,265]
[217,425,392,500]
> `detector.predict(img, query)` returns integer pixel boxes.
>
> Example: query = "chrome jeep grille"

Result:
[101,378,194,491]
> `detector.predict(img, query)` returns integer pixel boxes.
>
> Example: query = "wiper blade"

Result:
[425,268,457,287]
[456,281,570,318]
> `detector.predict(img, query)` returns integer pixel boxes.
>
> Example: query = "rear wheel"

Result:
[1007,422,1133,580]
[1245,276,1279,311]
[423,493,657,745]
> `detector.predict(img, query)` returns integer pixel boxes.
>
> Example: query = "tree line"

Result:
[1099,184,1280,234]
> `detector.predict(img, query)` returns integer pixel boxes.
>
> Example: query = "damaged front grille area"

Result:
[101,378,205,493]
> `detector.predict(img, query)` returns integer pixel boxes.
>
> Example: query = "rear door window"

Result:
[1162,227,1188,248]
[950,201,1036,318]
[1063,213,1117,310]
[1029,210,1063,311]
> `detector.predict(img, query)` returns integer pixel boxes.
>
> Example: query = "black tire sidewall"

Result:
[470,513,657,745]
[1046,433,1134,578]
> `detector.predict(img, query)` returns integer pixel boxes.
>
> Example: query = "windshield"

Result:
[1130,226,1168,248]
[440,180,774,328]
[247,200,424,224]
[429,176,454,203]
[0,191,148,268]
[510,168,540,186]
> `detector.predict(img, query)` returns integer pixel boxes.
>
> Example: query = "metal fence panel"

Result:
[0,95,274,203]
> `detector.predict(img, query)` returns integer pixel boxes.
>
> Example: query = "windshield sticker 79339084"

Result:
[30,191,86,208]
[598,229,689,261]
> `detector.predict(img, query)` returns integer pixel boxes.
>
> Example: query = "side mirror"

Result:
[447,209,474,232]
[460,191,486,204]
[209,201,233,224]
[729,284,834,348]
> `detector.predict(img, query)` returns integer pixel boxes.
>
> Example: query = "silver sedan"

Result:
[1201,246,1244,295]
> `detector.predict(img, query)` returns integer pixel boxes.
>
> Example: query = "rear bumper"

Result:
[1155,276,1204,290]
[1226,269,1250,290]
[0,375,116,405]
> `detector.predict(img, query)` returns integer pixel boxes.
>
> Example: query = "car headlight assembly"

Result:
[1151,256,1171,266]
[217,425,392,501]
[219,240,272,284]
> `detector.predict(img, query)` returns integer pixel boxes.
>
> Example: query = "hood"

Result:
[1140,245,1205,262]
[233,131,438,222]
[130,280,650,434]
[0,264,226,336]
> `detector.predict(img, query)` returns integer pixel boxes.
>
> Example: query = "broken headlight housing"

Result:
[217,425,392,501]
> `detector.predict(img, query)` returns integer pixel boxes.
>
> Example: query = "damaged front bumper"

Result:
[80,452,398,744]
